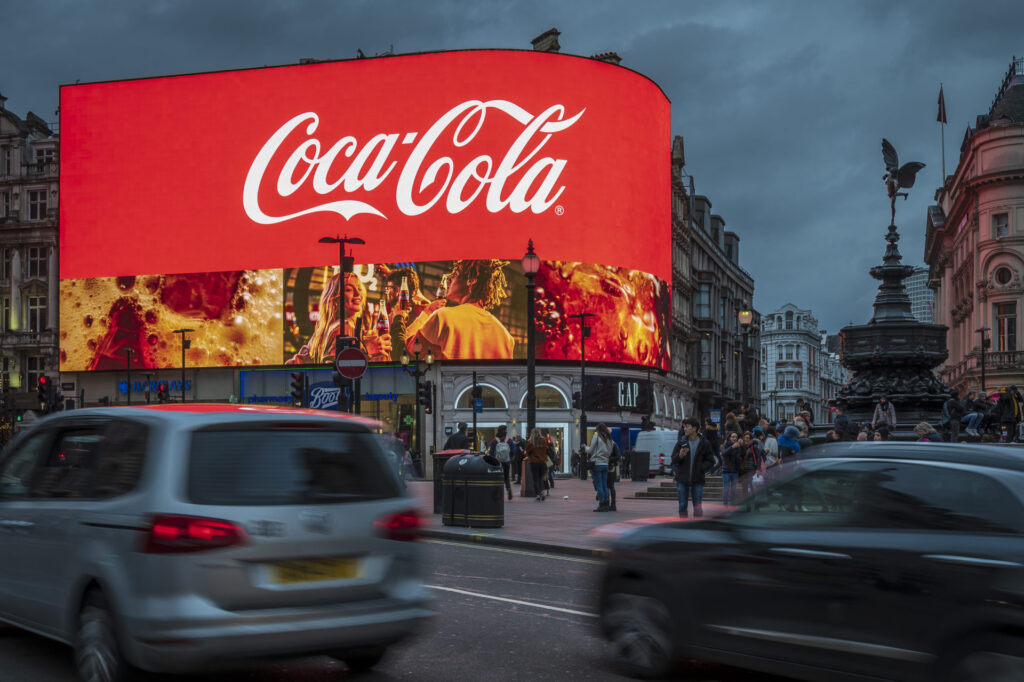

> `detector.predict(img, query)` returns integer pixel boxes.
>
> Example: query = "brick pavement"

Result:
[406,476,735,557]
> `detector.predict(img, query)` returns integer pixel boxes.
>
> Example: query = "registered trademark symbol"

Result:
[555,205,564,216]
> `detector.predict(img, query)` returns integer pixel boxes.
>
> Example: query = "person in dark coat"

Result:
[443,422,470,450]
[670,418,718,518]
[941,390,964,442]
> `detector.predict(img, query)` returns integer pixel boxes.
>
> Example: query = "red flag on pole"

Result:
[937,85,947,124]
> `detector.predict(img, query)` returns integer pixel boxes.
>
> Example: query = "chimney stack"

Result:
[531,28,561,53]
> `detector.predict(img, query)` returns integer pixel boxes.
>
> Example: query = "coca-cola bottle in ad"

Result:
[376,298,391,335]
[399,276,411,310]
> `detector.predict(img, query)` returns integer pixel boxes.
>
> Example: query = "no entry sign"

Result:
[335,347,369,380]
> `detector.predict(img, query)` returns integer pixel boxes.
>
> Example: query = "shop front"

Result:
[240,365,416,442]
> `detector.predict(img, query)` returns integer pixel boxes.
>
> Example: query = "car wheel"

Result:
[75,590,129,682]
[334,645,388,674]
[601,588,676,679]
[947,636,1024,682]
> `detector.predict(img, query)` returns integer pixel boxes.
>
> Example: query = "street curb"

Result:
[419,527,610,559]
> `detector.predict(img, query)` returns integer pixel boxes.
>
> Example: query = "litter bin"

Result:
[432,450,461,514]
[442,454,505,528]
[631,451,651,482]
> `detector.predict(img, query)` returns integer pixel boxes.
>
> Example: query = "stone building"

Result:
[759,303,848,423]
[925,57,1024,396]
[0,93,59,396]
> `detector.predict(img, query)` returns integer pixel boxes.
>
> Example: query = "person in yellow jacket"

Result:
[404,260,514,360]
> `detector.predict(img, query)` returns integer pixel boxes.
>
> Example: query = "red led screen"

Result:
[59,50,671,371]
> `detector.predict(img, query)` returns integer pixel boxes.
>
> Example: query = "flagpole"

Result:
[939,83,947,183]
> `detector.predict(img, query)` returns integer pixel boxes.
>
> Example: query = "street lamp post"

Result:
[172,329,194,402]
[123,348,134,405]
[319,234,365,413]
[401,336,433,461]
[976,326,991,394]
[738,310,753,407]
[522,240,541,437]
[569,312,595,456]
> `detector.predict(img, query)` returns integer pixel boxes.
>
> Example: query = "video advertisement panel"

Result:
[59,50,671,371]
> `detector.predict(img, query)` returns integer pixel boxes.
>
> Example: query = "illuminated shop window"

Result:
[456,384,507,409]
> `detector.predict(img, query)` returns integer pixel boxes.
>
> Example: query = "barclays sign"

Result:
[118,379,192,394]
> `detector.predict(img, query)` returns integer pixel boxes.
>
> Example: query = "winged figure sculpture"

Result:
[882,139,925,224]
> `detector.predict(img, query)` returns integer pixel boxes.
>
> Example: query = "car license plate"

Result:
[268,557,362,584]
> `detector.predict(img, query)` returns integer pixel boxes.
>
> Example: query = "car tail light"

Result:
[374,509,422,542]
[142,514,247,554]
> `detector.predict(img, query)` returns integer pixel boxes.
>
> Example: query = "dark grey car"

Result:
[0,405,433,682]
[597,442,1024,682]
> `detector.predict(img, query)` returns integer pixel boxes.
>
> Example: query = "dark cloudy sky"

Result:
[3,0,1022,333]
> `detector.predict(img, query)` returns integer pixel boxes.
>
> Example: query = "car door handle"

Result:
[770,547,851,560]
[0,519,34,528]
[922,554,1023,569]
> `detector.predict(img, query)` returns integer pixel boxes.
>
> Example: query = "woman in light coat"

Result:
[586,423,614,512]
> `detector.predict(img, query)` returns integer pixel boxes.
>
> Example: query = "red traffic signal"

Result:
[156,381,170,403]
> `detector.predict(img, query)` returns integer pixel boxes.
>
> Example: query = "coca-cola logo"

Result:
[243,100,585,224]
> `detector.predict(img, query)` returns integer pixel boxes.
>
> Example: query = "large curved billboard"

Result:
[59,50,671,371]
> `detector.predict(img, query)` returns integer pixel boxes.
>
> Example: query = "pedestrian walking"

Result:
[670,418,717,518]
[871,396,896,430]
[606,440,622,511]
[586,424,615,512]
[719,432,743,505]
[524,428,550,502]
[488,425,514,501]
[510,434,524,484]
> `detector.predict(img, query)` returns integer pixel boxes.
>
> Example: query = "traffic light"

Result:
[419,381,433,414]
[37,376,49,411]
[471,385,482,401]
[50,384,65,413]
[290,372,306,406]
[156,381,170,403]
[572,391,581,410]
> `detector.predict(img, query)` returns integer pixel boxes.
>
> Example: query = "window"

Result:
[35,147,55,172]
[1,248,10,280]
[27,246,48,278]
[2,147,11,176]
[1,190,9,217]
[27,296,46,331]
[698,337,711,379]
[29,427,107,499]
[26,356,46,386]
[727,464,867,529]
[995,267,1012,285]
[188,430,400,505]
[0,430,53,499]
[785,375,794,389]
[93,421,149,498]
[28,190,47,221]
[795,374,802,389]
[696,283,710,318]
[995,302,1016,352]
[455,385,507,409]
[519,385,568,409]
[785,311,793,330]
[993,213,1009,238]
[866,463,1023,533]
[784,345,794,360]
[0,296,9,330]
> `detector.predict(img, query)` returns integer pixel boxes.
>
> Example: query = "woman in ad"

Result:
[288,272,391,364]
[404,259,515,360]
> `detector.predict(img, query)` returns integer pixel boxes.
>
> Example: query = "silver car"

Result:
[0,405,433,682]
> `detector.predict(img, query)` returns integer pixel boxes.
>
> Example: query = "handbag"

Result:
[545,456,555,469]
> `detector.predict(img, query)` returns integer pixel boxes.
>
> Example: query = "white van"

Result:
[633,430,681,476]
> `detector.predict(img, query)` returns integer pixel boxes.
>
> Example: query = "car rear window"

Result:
[188,429,401,505]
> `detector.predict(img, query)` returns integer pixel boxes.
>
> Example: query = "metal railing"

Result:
[989,56,1024,118]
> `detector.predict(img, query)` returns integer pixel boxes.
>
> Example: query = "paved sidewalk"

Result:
[406,477,734,558]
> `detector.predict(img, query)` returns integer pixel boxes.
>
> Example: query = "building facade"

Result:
[759,303,848,424]
[905,266,936,323]
[925,57,1024,397]
[0,93,59,416]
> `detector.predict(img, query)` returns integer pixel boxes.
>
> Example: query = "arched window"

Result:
[455,384,508,409]
[518,384,568,409]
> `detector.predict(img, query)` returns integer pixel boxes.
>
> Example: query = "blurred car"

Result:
[597,441,1024,682]
[0,405,433,682]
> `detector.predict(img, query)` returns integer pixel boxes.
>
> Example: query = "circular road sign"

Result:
[335,347,369,380]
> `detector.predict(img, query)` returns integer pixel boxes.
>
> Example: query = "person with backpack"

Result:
[941,390,964,442]
[488,425,514,501]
